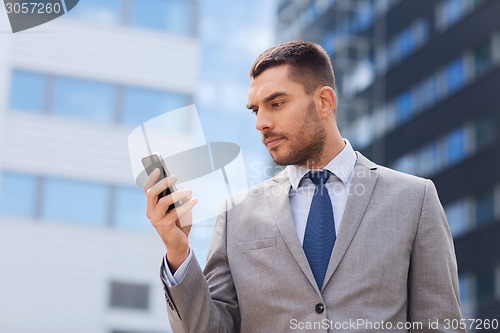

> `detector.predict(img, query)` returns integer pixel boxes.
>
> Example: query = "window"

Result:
[52,77,117,123]
[112,186,150,230]
[395,91,413,124]
[474,39,493,76]
[398,29,413,59]
[445,127,467,165]
[413,76,438,112]
[437,0,469,30]
[41,178,110,226]
[130,0,192,35]
[474,115,496,150]
[416,142,441,176]
[458,274,473,304]
[109,281,150,310]
[475,189,495,227]
[9,70,45,113]
[0,172,38,218]
[445,58,466,94]
[384,19,429,70]
[392,154,415,175]
[9,70,189,126]
[67,0,123,25]
[445,200,469,237]
[122,87,188,126]
[476,267,495,304]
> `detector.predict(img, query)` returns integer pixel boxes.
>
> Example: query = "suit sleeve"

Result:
[160,199,240,333]
[408,179,465,332]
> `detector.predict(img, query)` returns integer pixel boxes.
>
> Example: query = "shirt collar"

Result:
[286,139,357,190]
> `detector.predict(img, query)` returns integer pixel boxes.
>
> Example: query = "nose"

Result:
[255,109,272,132]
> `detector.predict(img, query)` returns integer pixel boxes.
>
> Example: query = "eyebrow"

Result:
[247,91,289,110]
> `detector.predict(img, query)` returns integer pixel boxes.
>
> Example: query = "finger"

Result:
[152,188,193,221]
[148,174,177,199]
[168,197,198,227]
[145,175,177,216]
[143,168,160,194]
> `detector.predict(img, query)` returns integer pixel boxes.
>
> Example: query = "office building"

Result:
[277,0,500,320]
[0,1,198,332]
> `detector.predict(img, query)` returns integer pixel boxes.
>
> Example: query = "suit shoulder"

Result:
[376,164,429,187]
[228,169,287,204]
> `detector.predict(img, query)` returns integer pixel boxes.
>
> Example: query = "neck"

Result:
[303,134,345,169]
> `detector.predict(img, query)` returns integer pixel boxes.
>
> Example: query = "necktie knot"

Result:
[308,170,330,186]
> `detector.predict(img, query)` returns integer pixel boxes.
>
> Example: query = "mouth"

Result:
[264,137,284,149]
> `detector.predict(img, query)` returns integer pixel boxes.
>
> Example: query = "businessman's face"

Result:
[247,64,326,166]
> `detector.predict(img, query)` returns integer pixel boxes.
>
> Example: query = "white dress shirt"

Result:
[164,139,357,285]
[287,139,357,244]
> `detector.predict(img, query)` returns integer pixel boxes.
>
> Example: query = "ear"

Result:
[316,86,336,119]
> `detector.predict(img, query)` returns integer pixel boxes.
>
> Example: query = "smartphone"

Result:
[142,153,178,211]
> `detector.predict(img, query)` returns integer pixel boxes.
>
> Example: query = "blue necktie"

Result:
[303,170,336,289]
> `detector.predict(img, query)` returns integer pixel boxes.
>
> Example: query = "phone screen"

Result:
[142,153,176,211]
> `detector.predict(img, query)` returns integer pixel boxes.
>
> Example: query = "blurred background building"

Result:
[1,0,499,332]
[0,1,198,332]
[0,1,276,332]
[277,0,500,321]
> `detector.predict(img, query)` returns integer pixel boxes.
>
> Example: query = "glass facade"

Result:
[476,267,496,304]
[375,19,429,74]
[68,0,123,25]
[445,127,467,165]
[69,0,193,36]
[41,178,110,226]
[113,186,150,230]
[443,184,498,237]
[122,87,188,126]
[0,172,38,218]
[445,200,469,237]
[130,0,192,35]
[0,172,151,230]
[475,189,495,227]
[52,77,117,123]
[445,58,466,94]
[390,113,499,178]
[350,32,499,146]
[8,71,45,113]
[8,71,190,127]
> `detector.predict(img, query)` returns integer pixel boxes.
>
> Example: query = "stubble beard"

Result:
[269,101,327,167]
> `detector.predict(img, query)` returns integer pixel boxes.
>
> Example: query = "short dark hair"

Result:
[249,40,335,94]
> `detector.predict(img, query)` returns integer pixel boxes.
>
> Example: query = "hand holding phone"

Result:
[142,152,198,272]
[142,153,178,211]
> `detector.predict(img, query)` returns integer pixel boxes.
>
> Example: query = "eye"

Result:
[271,101,284,108]
[250,108,258,115]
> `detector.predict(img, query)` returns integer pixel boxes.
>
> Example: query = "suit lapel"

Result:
[322,153,378,290]
[268,172,319,291]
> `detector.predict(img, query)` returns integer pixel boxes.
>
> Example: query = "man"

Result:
[144,41,464,332]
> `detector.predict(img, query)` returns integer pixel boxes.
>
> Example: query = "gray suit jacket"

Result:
[161,153,464,332]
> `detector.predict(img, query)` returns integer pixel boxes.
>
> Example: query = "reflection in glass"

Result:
[41,178,109,226]
[0,172,37,218]
[9,70,45,113]
[52,77,116,123]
